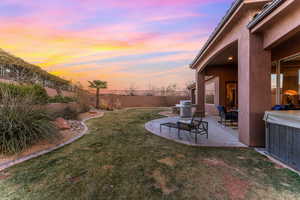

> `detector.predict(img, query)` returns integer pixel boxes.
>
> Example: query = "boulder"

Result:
[55,117,71,130]
[89,110,98,114]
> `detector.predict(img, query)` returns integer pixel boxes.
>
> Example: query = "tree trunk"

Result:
[96,88,100,109]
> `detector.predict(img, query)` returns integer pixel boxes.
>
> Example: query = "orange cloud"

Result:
[0,0,232,89]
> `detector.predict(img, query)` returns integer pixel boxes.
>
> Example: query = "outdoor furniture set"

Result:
[160,112,208,144]
[216,105,238,127]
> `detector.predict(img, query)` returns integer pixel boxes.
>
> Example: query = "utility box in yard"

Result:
[264,111,300,171]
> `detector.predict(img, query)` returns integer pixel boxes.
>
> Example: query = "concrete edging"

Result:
[0,112,104,171]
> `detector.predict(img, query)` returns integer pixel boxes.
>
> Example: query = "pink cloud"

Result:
[104,0,227,8]
[0,0,232,89]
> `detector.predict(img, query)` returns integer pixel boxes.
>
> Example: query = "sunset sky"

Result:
[0,0,233,90]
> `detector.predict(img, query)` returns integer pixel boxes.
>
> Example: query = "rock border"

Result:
[0,111,104,171]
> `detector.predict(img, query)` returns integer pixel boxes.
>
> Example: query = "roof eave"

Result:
[189,0,243,69]
[247,0,284,29]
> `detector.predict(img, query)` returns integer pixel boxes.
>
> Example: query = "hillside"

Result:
[0,49,69,85]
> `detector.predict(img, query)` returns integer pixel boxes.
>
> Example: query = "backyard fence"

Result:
[91,94,189,108]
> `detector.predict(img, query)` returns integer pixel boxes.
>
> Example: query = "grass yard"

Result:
[0,108,300,200]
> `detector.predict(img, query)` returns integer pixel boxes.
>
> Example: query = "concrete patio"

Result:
[145,116,246,147]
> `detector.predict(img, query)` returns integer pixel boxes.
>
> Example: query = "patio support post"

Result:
[195,71,205,116]
[238,33,272,147]
[191,88,196,104]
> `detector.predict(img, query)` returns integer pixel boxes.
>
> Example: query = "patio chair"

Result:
[272,105,284,110]
[159,111,202,134]
[177,120,208,143]
[159,111,201,134]
[217,105,238,126]
[179,111,204,124]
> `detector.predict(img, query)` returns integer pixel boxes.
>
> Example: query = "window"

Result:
[226,82,237,109]
[271,64,278,106]
[272,53,300,107]
[280,64,300,105]
[205,82,215,104]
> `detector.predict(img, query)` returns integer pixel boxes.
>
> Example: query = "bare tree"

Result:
[126,83,138,96]
[165,84,177,96]
[159,86,166,96]
[145,83,157,96]
[184,81,195,97]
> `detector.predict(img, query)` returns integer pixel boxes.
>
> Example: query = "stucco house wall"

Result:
[193,0,300,146]
[192,1,277,146]
[271,32,300,61]
[205,65,237,106]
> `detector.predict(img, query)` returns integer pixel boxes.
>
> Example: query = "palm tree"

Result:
[88,80,107,109]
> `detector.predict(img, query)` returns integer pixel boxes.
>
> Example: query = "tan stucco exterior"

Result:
[191,0,300,147]
[194,1,267,72]
[251,0,300,49]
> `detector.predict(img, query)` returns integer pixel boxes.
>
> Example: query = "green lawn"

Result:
[0,108,300,200]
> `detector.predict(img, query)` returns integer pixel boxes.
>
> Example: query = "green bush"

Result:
[75,89,91,113]
[0,82,49,104]
[60,107,79,120]
[0,87,58,154]
[30,84,49,104]
[50,106,79,120]
[48,95,76,103]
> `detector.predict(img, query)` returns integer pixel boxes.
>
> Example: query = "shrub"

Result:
[109,96,122,110]
[49,105,80,120]
[0,82,49,104]
[59,107,79,120]
[29,84,49,104]
[99,99,113,110]
[98,96,122,110]
[75,89,91,113]
[48,95,76,103]
[0,87,58,154]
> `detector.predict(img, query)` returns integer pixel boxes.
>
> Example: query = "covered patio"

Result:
[189,41,239,137]
[145,115,245,147]
[190,0,300,147]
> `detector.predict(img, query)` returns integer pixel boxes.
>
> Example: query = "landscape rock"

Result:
[89,110,98,114]
[68,120,85,133]
[55,118,71,130]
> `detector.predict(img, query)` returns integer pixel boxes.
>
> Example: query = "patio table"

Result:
[160,122,178,133]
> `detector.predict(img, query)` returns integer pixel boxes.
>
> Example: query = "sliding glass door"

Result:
[272,53,300,107]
